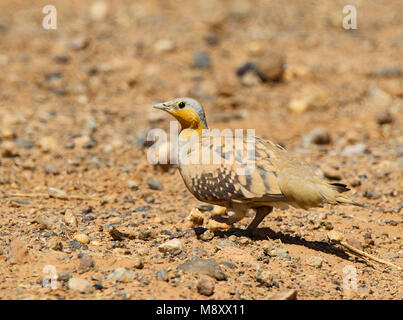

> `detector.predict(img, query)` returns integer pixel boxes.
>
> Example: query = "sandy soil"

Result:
[0,0,402,300]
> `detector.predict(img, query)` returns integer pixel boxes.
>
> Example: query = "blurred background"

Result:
[0,0,402,300]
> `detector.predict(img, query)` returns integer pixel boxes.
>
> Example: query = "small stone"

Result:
[256,270,274,287]
[288,87,329,114]
[192,51,210,69]
[154,39,175,53]
[207,219,228,231]
[342,143,368,156]
[321,164,341,180]
[307,256,324,268]
[74,234,90,245]
[156,269,169,281]
[57,272,72,283]
[212,205,227,216]
[15,139,34,149]
[107,267,134,283]
[255,50,285,82]
[303,128,331,145]
[1,128,15,140]
[376,111,393,125]
[48,238,63,251]
[64,209,77,227]
[270,289,297,300]
[69,240,88,250]
[187,207,204,226]
[68,278,93,293]
[78,255,95,274]
[127,180,139,191]
[240,71,261,86]
[38,136,58,153]
[178,258,227,281]
[147,177,163,190]
[7,239,29,265]
[34,215,53,230]
[369,66,401,78]
[74,136,97,149]
[197,278,215,296]
[133,257,144,269]
[199,230,214,241]
[158,239,184,256]
[367,87,391,109]
[1,141,19,157]
[346,238,364,251]
[89,1,108,21]
[215,239,235,251]
[263,246,291,259]
[288,98,309,114]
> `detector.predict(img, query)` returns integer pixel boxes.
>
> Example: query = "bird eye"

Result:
[178,101,185,109]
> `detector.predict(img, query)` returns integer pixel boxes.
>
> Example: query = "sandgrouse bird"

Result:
[154,98,360,233]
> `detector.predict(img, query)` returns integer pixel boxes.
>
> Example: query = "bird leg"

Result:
[246,206,273,231]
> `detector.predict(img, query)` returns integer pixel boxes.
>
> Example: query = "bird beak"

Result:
[153,103,169,111]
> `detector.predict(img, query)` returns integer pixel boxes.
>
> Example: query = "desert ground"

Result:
[0,0,402,300]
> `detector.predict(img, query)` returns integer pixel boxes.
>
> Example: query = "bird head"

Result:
[153,97,208,132]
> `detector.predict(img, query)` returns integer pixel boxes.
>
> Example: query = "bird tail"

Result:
[330,183,365,207]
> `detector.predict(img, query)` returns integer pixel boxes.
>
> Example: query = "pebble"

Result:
[342,143,368,156]
[307,256,324,268]
[303,128,331,145]
[369,66,401,78]
[270,289,298,300]
[89,1,108,21]
[74,233,90,244]
[199,230,214,241]
[256,270,274,287]
[215,239,235,251]
[127,180,139,191]
[57,272,72,283]
[147,177,163,190]
[263,246,291,260]
[376,111,393,125]
[156,269,169,281]
[158,239,184,256]
[288,87,328,114]
[178,258,227,281]
[187,207,204,227]
[154,39,175,53]
[38,136,58,153]
[107,268,134,283]
[1,141,19,157]
[48,238,63,251]
[74,136,97,149]
[321,164,341,180]
[78,255,95,274]
[15,139,34,149]
[197,278,215,296]
[68,278,93,293]
[132,257,144,269]
[7,238,29,265]
[212,205,227,216]
[240,71,261,86]
[192,51,211,69]
[207,219,228,231]
[64,210,77,227]
[255,50,285,82]
[367,87,391,109]
[69,240,88,250]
